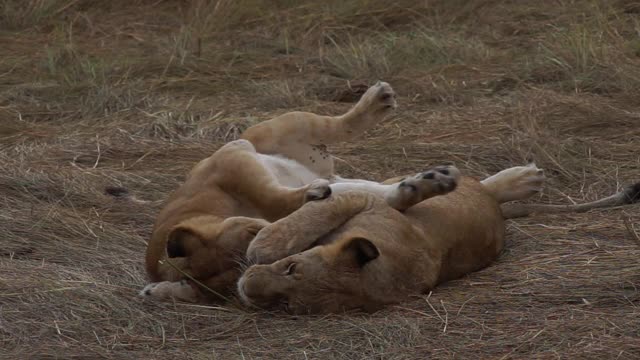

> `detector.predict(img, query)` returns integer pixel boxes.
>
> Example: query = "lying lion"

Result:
[239,166,639,314]
[138,82,464,301]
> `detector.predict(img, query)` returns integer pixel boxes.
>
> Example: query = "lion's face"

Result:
[237,237,382,314]
[166,216,270,296]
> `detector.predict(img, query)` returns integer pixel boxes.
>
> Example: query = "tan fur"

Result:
[142,82,413,301]
[238,165,638,314]
[480,162,545,203]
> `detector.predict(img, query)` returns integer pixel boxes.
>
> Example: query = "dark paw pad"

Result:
[306,186,332,201]
[320,186,332,199]
[399,181,418,192]
[422,172,435,180]
[437,168,449,176]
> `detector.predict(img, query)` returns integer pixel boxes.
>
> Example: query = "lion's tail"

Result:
[501,182,640,219]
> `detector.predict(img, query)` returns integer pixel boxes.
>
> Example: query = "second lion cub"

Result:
[140,82,459,302]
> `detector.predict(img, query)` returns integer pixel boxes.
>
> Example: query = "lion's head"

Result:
[164,216,270,298]
[237,236,397,314]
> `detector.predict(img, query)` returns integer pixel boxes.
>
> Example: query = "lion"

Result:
[136,81,463,302]
[238,165,640,314]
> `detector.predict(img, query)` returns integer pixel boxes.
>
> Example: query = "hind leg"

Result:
[241,82,396,177]
[329,165,461,211]
[481,163,545,203]
[214,140,331,220]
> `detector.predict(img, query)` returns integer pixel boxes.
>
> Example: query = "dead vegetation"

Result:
[1,0,639,358]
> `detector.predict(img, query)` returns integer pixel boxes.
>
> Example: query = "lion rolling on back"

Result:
[239,164,640,314]
[137,81,465,302]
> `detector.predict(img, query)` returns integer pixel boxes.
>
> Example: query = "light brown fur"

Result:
[239,165,639,314]
[141,81,451,301]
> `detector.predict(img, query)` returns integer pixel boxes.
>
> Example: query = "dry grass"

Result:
[1,0,639,358]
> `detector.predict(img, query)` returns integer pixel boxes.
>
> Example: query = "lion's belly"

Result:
[257,153,321,188]
[407,178,506,283]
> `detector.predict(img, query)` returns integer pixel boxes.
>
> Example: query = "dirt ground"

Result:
[1,1,639,359]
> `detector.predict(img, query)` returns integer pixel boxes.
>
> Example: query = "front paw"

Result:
[410,165,460,196]
[247,225,283,265]
[386,165,461,210]
[305,179,332,202]
[139,280,199,302]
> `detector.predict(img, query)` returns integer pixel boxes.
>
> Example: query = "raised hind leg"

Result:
[241,82,396,177]
[213,140,331,221]
[329,165,461,211]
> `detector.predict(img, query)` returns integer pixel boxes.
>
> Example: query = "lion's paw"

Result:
[305,179,332,202]
[358,81,397,113]
[514,163,545,194]
[387,165,460,210]
[402,165,460,195]
[139,280,198,302]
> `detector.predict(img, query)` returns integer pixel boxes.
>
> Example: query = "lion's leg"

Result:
[383,165,461,211]
[381,175,408,185]
[329,175,383,186]
[244,177,332,221]
[138,272,239,304]
[139,280,200,303]
[214,140,331,221]
[480,163,545,204]
[329,182,392,198]
[246,192,377,265]
[241,82,396,177]
[329,165,460,211]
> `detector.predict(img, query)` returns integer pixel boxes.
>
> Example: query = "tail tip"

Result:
[623,182,640,204]
[105,186,130,198]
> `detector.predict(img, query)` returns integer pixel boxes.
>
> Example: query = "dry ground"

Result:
[1,0,640,359]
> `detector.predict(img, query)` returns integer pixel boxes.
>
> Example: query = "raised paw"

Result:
[386,165,461,211]
[305,179,332,202]
[413,165,461,194]
[357,81,397,114]
[139,280,199,302]
[246,224,282,265]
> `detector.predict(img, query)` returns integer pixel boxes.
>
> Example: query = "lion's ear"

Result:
[342,237,379,267]
[166,226,204,258]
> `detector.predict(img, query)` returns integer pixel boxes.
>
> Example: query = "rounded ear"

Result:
[166,226,203,258]
[342,237,379,267]
[221,216,270,236]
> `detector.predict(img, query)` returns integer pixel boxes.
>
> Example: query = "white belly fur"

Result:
[257,154,321,187]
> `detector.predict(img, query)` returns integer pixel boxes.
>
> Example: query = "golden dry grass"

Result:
[1,0,640,358]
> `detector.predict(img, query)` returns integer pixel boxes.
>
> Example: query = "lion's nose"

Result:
[239,269,263,297]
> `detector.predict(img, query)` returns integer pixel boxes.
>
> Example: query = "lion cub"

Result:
[239,164,639,314]
[139,82,460,302]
